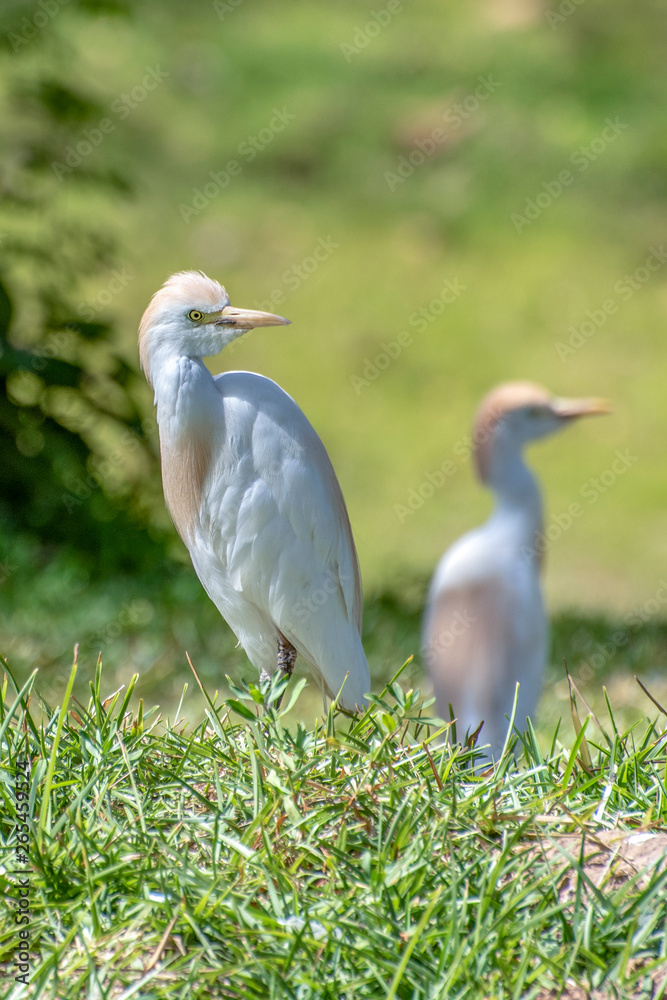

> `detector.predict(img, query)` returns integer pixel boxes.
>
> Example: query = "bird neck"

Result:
[151,354,216,432]
[485,445,544,563]
[150,354,218,544]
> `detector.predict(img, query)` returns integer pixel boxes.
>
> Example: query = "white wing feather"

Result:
[189,371,368,709]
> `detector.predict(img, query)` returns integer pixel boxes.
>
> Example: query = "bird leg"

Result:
[272,635,297,709]
[277,635,297,678]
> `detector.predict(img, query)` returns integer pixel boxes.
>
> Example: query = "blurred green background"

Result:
[1,0,666,732]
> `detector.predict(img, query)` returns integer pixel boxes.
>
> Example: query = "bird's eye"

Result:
[188,310,204,322]
[527,406,542,418]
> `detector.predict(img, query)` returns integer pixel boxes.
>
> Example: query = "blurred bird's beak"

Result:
[215,305,291,330]
[551,397,613,419]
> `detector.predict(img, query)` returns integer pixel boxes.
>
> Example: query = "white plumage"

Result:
[139,271,369,712]
[422,381,609,757]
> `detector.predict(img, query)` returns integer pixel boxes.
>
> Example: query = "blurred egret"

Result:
[139,271,369,711]
[422,381,610,757]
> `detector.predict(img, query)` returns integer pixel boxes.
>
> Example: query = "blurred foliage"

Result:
[0,0,166,572]
[0,0,666,710]
[2,0,667,602]
[16,0,661,609]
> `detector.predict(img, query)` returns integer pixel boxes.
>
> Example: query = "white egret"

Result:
[139,271,369,711]
[422,381,610,757]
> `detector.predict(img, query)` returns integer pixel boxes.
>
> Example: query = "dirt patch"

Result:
[529,830,667,999]
[544,830,667,889]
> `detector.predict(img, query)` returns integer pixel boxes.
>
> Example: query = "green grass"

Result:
[1,655,666,998]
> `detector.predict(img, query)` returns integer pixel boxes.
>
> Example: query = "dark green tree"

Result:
[0,1,167,574]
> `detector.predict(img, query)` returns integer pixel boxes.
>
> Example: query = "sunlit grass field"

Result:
[2,656,666,999]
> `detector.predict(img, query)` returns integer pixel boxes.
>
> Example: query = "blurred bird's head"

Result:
[139,270,290,385]
[473,381,611,484]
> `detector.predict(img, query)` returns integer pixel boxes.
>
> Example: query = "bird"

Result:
[421,381,610,758]
[139,270,370,712]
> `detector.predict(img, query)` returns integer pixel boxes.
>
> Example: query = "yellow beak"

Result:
[216,305,291,330]
[551,397,613,419]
